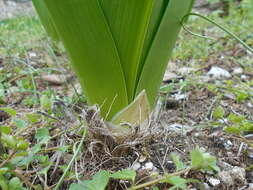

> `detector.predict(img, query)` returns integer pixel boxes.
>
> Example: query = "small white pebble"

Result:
[233,67,243,75]
[209,178,220,186]
[131,162,141,171]
[144,162,153,170]
[247,102,253,108]
[28,52,37,58]
[241,74,248,81]
[139,155,146,163]
[207,66,231,79]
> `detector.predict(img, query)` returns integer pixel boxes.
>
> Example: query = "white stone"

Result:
[144,162,153,170]
[131,162,141,171]
[209,178,220,186]
[207,66,231,79]
[139,155,147,163]
[241,74,248,81]
[233,67,243,75]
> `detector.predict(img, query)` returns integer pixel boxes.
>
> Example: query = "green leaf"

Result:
[32,0,60,41]
[228,114,245,123]
[69,183,85,190]
[99,0,154,101]
[163,176,187,190]
[81,170,110,190]
[13,118,27,129]
[41,0,129,119]
[0,107,16,116]
[26,113,41,124]
[1,133,17,148]
[110,169,136,182]
[40,95,52,111]
[9,177,23,190]
[35,128,51,144]
[190,148,219,172]
[0,125,11,134]
[16,141,29,151]
[136,0,195,107]
[0,175,8,190]
[0,168,9,175]
[171,153,186,171]
[111,90,150,129]
[152,187,160,190]
[213,106,225,119]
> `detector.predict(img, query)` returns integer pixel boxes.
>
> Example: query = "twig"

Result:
[53,127,87,190]
[128,168,192,190]
[0,151,16,168]
[15,169,37,189]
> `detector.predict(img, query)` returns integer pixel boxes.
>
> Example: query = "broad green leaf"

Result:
[111,90,150,128]
[9,177,23,190]
[0,168,9,175]
[0,107,16,116]
[139,0,170,81]
[16,140,29,151]
[0,125,11,134]
[69,183,85,190]
[136,0,195,107]
[42,0,128,119]
[110,169,136,182]
[32,0,60,41]
[1,133,17,148]
[163,176,187,190]
[99,0,154,101]
[0,175,8,190]
[81,170,110,190]
[40,95,52,111]
[35,128,51,144]
[213,106,225,119]
[171,153,186,171]
[13,118,27,129]
[26,113,41,124]
[228,114,244,123]
[190,148,219,172]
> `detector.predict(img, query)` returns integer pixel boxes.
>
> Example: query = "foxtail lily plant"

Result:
[32,0,195,133]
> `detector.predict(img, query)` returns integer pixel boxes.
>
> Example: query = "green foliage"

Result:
[33,0,195,120]
[190,148,220,172]
[213,105,225,119]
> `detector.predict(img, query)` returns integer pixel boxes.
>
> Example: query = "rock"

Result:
[0,0,34,21]
[219,161,233,170]
[41,74,71,85]
[28,52,37,58]
[163,71,179,82]
[208,178,220,186]
[233,67,243,75]
[230,166,246,183]
[203,183,211,190]
[131,162,141,171]
[207,66,231,79]
[173,93,188,101]
[224,140,233,150]
[139,155,147,163]
[218,166,246,186]
[248,183,253,190]
[143,162,153,171]
[247,102,253,108]
[218,171,234,186]
[167,123,193,135]
[241,74,249,81]
[178,67,195,75]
